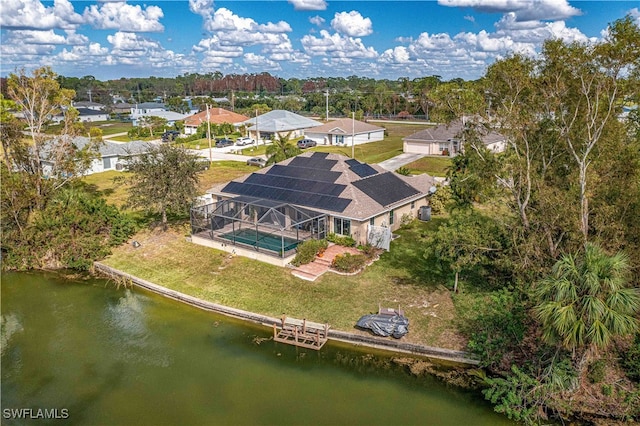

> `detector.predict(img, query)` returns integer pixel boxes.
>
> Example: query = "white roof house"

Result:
[305,118,385,146]
[243,110,322,141]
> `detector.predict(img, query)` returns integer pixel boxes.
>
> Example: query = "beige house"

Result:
[304,118,385,146]
[190,152,436,266]
[403,119,506,156]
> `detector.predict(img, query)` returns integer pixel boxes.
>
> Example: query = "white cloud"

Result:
[628,8,640,27]
[310,16,325,26]
[379,46,412,64]
[244,53,281,70]
[301,30,378,58]
[495,13,592,44]
[288,0,327,11]
[204,8,290,34]
[331,11,373,37]
[83,2,164,32]
[4,29,88,46]
[189,0,214,17]
[0,0,83,30]
[464,15,476,23]
[438,0,581,22]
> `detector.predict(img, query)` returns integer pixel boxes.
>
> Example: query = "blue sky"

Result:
[1,0,638,81]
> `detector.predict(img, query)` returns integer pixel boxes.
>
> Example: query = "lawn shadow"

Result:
[375,219,450,288]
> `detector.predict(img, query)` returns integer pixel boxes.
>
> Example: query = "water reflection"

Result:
[1,272,512,425]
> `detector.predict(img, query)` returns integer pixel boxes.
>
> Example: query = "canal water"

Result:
[1,271,512,425]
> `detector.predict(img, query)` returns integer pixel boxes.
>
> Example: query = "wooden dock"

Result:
[273,315,330,350]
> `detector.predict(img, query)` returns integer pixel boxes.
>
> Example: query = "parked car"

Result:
[162,130,180,142]
[235,137,255,146]
[215,138,234,148]
[297,138,317,148]
[246,157,266,167]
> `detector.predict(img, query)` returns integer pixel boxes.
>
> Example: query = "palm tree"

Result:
[534,243,640,362]
[265,132,301,165]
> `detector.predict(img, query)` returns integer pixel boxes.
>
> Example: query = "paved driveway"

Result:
[377,153,425,171]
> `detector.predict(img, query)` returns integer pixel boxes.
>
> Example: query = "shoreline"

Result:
[93,261,479,367]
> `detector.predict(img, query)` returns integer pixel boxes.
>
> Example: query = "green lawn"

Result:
[403,156,452,177]
[102,219,469,350]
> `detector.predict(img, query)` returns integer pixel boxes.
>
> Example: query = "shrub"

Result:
[291,239,327,266]
[588,359,606,384]
[620,334,640,382]
[331,253,367,273]
[396,166,411,176]
[359,243,378,258]
[326,233,356,247]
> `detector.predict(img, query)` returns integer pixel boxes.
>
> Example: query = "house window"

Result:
[411,201,415,209]
[336,135,345,144]
[103,157,113,169]
[439,142,449,152]
[334,217,351,236]
[369,218,375,226]
[389,210,394,225]
[368,133,371,140]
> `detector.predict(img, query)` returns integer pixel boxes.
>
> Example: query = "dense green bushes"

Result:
[621,334,640,382]
[1,184,136,271]
[290,239,328,266]
[331,253,367,273]
[326,233,356,247]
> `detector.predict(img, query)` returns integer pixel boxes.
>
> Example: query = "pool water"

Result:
[221,228,300,252]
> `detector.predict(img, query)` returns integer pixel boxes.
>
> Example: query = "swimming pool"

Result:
[220,228,300,252]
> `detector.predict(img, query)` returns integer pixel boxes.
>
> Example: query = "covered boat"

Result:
[355,312,409,338]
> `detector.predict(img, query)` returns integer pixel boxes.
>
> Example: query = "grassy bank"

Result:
[102,219,469,350]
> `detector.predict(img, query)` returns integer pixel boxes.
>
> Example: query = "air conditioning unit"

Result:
[418,206,431,221]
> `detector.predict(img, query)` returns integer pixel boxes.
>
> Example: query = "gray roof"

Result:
[76,108,107,116]
[307,118,384,135]
[42,136,151,159]
[244,110,322,133]
[404,119,506,145]
[208,151,435,221]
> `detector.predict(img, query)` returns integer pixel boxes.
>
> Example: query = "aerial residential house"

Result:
[183,108,249,136]
[190,151,436,266]
[73,101,105,111]
[75,108,109,123]
[40,137,150,176]
[243,110,322,142]
[130,102,193,127]
[403,119,506,156]
[304,118,385,146]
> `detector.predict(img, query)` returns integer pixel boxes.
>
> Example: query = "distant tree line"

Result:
[1,70,474,121]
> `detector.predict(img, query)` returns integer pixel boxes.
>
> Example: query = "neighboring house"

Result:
[190,151,436,266]
[304,118,385,146]
[73,101,105,111]
[403,119,506,156]
[132,110,192,127]
[49,107,109,124]
[130,102,166,115]
[76,108,109,122]
[111,102,135,115]
[41,137,151,176]
[183,108,249,136]
[243,110,322,142]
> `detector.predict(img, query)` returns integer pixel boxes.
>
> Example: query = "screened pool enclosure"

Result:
[191,196,327,258]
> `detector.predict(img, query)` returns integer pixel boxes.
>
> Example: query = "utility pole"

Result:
[324,90,329,122]
[87,89,92,102]
[351,112,355,159]
[207,104,212,165]
[255,109,260,145]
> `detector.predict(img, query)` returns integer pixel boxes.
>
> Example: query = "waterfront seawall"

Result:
[93,262,479,366]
